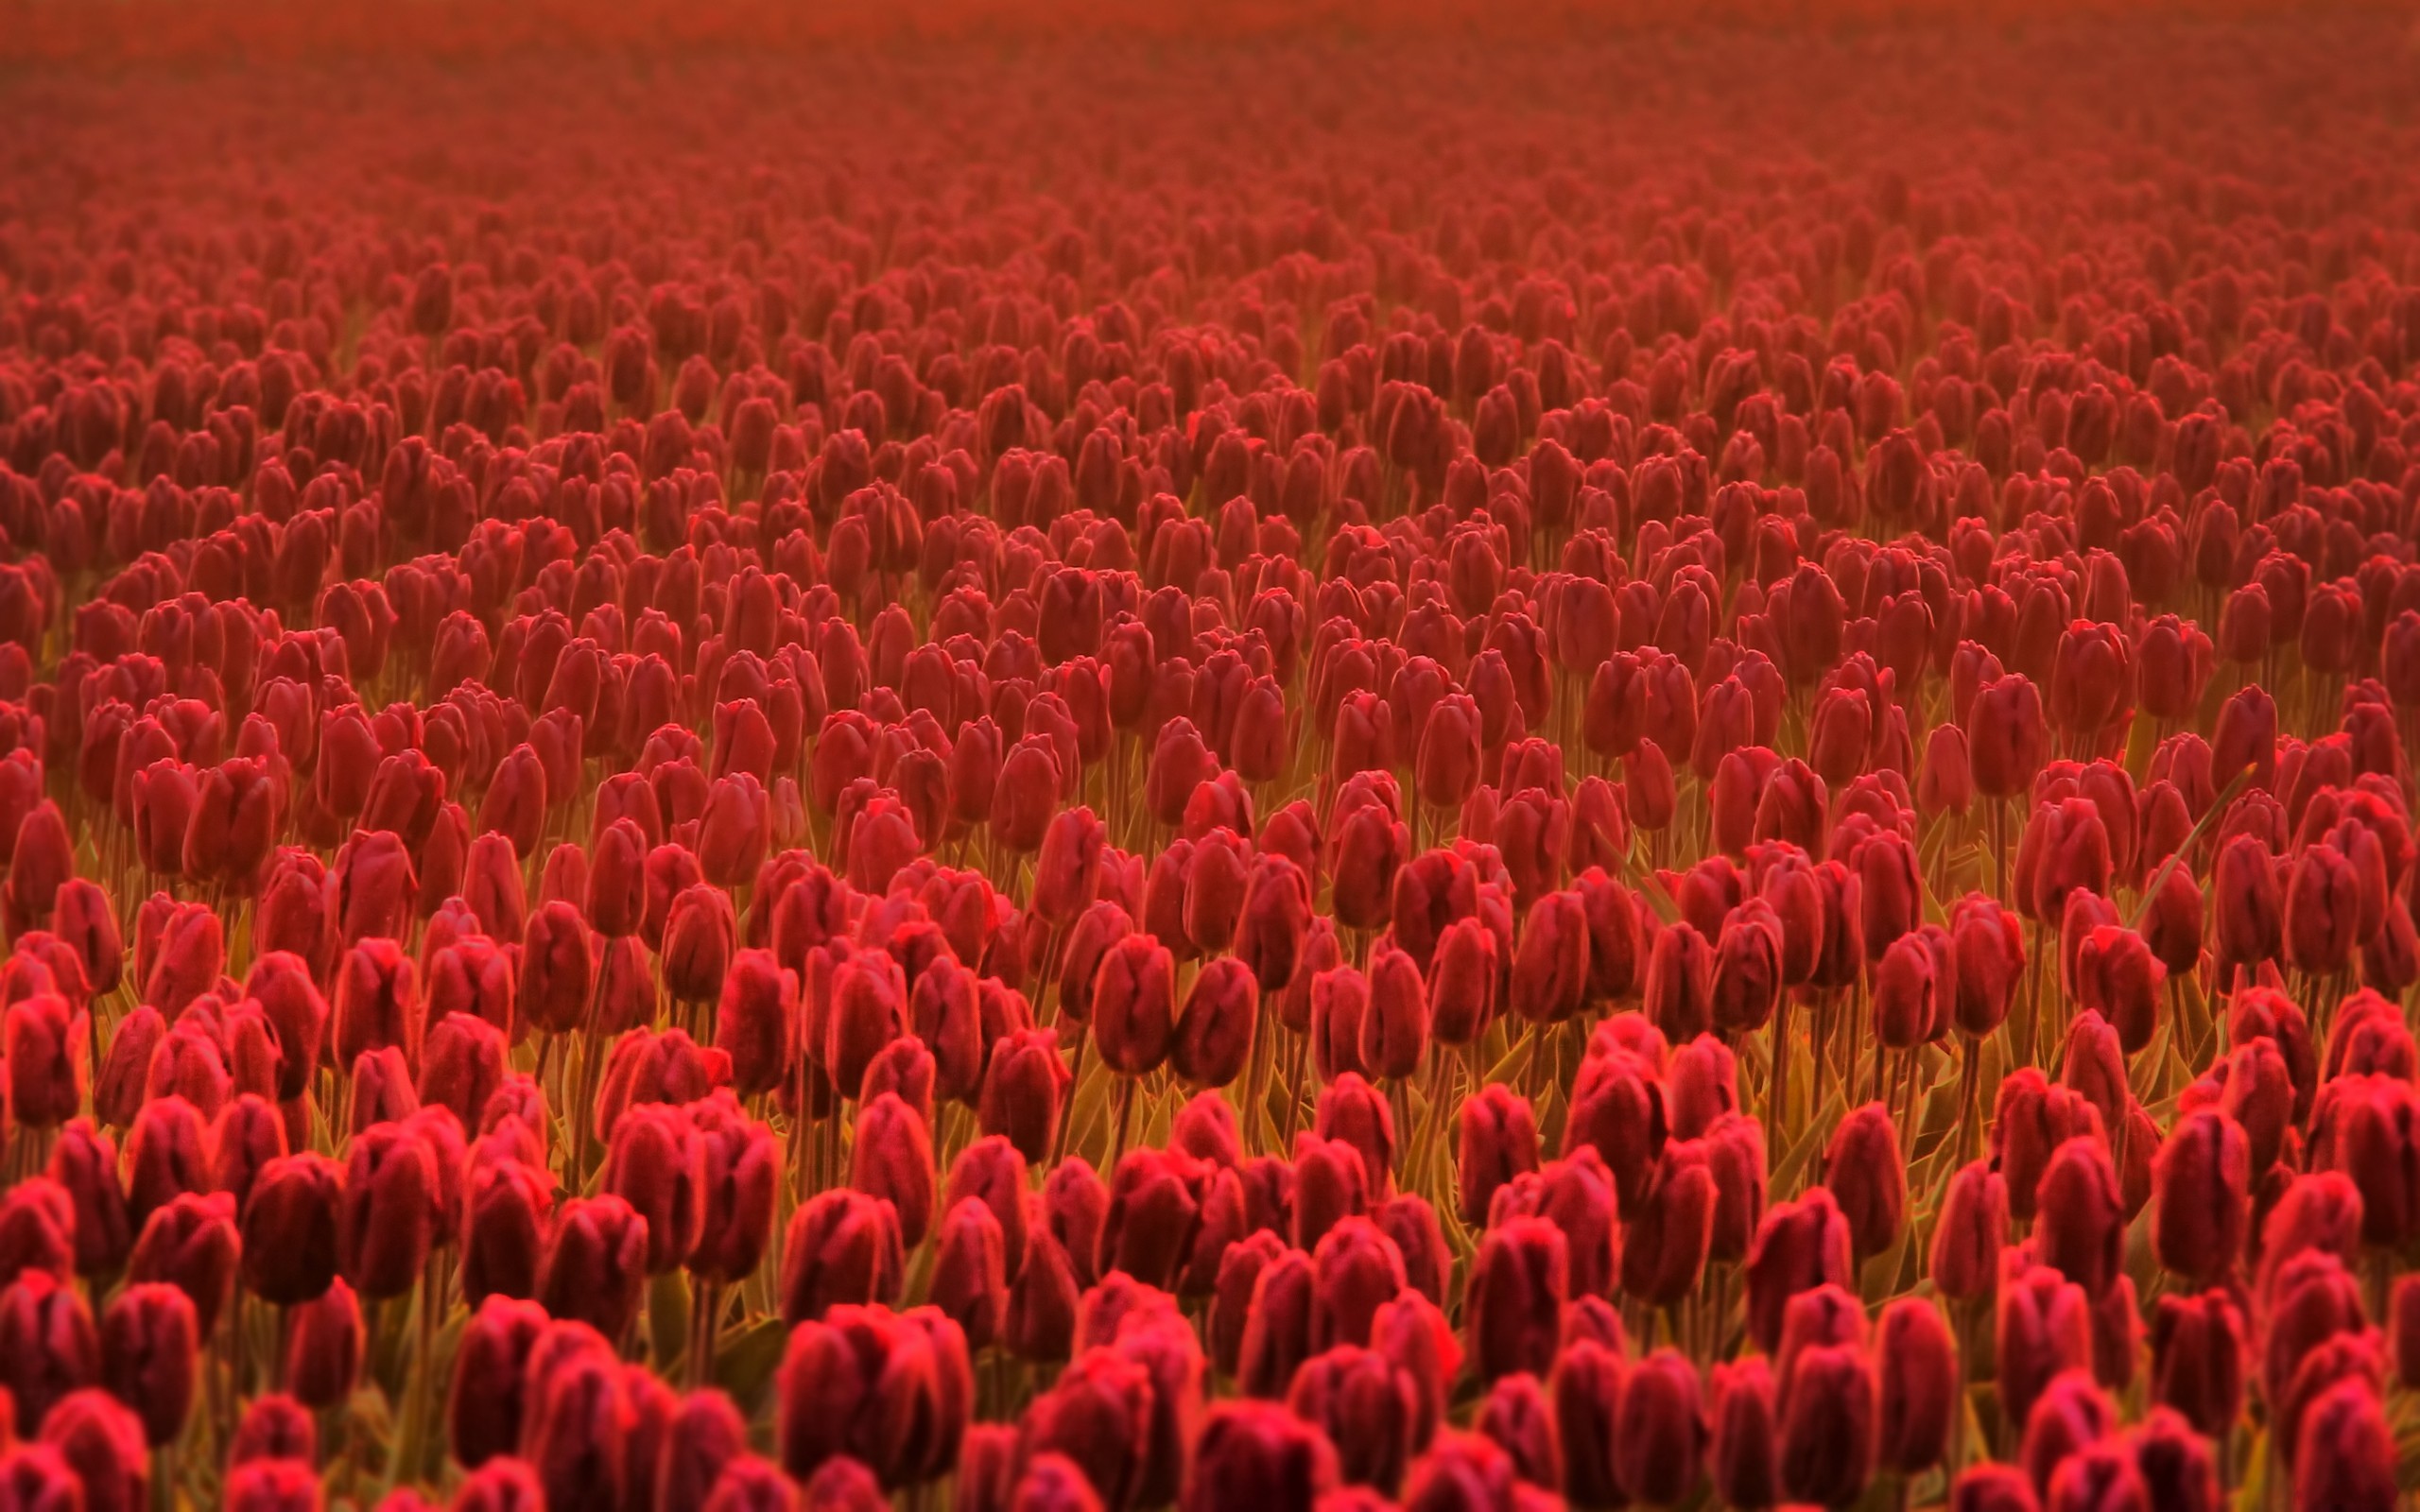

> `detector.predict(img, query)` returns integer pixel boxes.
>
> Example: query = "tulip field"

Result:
[2,2,2418,1508]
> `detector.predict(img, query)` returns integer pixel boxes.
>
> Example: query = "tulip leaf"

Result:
[714,1316,791,1415]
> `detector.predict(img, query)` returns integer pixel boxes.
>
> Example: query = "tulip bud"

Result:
[1456,1086,1540,1227]
[1744,1186,1854,1354]
[976,1026,1069,1164]
[98,1282,198,1447]
[1777,1339,1876,1509]
[1019,1348,1156,1509]
[1284,1346,1418,1495]
[1462,1216,1565,1383]
[1875,1297,1956,1476]
[2291,1378,2396,1512]
[1824,1104,1905,1263]
[1098,1149,1203,1293]
[1703,1355,1778,1512]
[537,1194,649,1340]
[338,1122,437,1300]
[1998,1266,2093,1431]
[604,1102,707,1274]
[1473,1371,1557,1487]
[126,1190,237,1340]
[781,1190,904,1326]
[231,1392,316,1468]
[124,1095,209,1234]
[2147,1290,2244,1441]
[2033,1135,2124,1299]
[711,950,796,1100]
[39,1389,147,1512]
[1399,1432,1524,1512]
[1183,1398,1340,1512]
[1510,890,1589,1026]
[1173,957,1257,1090]
[849,1092,935,1247]
[1092,935,1177,1077]
[285,1278,363,1409]
[0,1273,97,1435]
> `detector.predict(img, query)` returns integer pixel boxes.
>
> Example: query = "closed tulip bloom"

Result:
[1998,1265,2094,1432]
[1824,1104,1905,1262]
[333,828,418,946]
[238,1150,343,1306]
[124,1190,237,1342]
[0,1273,98,1435]
[1457,1086,1541,1226]
[1238,1247,1316,1393]
[602,1102,707,1274]
[519,1348,631,1512]
[231,1391,317,1468]
[1743,1186,1854,1353]
[338,1122,437,1299]
[45,1123,130,1281]
[1328,800,1406,934]
[928,1197,1008,1351]
[1871,931,1938,1051]
[1462,1216,1565,1382]
[1969,674,2047,799]
[1609,1132,1710,1303]
[284,1277,362,1410]
[2031,1136,2124,1300]
[517,901,596,1039]
[1235,853,1314,997]
[1019,1347,1157,1509]
[1315,1074,1398,1204]
[1994,1072,2106,1223]
[1930,1160,2008,1302]
[664,883,738,1005]
[141,900,223,1017]
[781,1190,905,1326]
[979,1027,1070,1163]
[2149,1109,2249,1285]
[1777,1341,1876,1509]
[124,1094,209,1234]
[1609,1348,1703,1504]
[1046,1158,1112,1292]
[687,1093,776,1287]
[1510,889,1589,1025]
[98,1282,197,1447]
[0,1178,74,1289]
[1167,955,1254,1090]
[1092,934,1176,1076]
[1399,1430,1525,1512]
[1286,1346,1421,1494]
[1426,914,1499,1046]
[1357,946,1426,1081]
[1706,901,1781,1034]
[420,1012,508,1131]
[1706,1355,1778,1511]
[1641,919,1713,1041]
[2292,1377,2396,1512]
[1184,1400,1339,1512]
[2018,1370,2117,1503]
[713,950,796,1099]
[56,879,126,997]
[1876,1297,1956,1475]
[1098,1148,1203,1291]
[538,1194,649,1340]
[850,1092,936,1246]
[1472,1371,1558,1488]
[2148,1290,2244,1440]
[6,801,73,938]
[2210,834,2282,972]
[1954,1464,2044,1512]
[460,1157,551,1307]
[1312,964,1372,1082]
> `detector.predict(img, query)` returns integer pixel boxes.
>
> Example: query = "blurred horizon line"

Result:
[1,0,2408,66]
